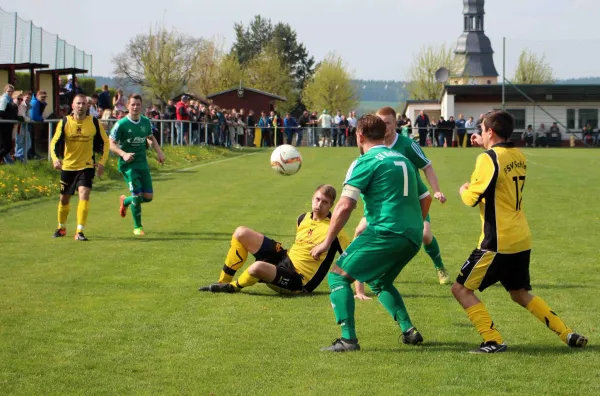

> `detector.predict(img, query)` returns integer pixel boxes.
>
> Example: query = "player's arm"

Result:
[108,123,134,163]
[50,120,64,170]
[146,134,165,164]
[416,171,432,219]
[97,122,110,167]
[460,152,495,207]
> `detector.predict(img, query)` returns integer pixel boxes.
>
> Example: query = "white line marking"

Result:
[162,152,259,175]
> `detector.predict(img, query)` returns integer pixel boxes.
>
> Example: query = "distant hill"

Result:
[557,77,600,85]
[92,76,142,94]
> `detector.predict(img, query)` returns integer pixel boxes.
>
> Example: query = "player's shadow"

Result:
[531,283,596,290]
[232,290,330,298]
[364,342,598,355]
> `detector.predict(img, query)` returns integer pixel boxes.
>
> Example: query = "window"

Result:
[578,109,598,129]
[506,109,526,129]
[566,109,575,129]
[464,17,468,31]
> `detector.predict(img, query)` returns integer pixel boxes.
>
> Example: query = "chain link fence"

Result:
[0,7,92,73]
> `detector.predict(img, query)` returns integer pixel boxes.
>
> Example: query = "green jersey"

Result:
[389,134,431,170]
[344,145,429,245]
[109,116,153,171]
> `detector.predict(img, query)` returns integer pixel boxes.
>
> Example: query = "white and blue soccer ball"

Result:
[270,144,302,176]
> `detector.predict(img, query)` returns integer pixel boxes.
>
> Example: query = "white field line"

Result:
[161,152,259,175]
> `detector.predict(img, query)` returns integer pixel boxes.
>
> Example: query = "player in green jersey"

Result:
[311,115,432,352]
[354,107,449,298]
[109,94,165,235]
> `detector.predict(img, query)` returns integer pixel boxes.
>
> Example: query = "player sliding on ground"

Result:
[452,110,588,353]
[199,184,351,294]
[311,115,432,352]
[109,94,165,236]
[354,106,449,300]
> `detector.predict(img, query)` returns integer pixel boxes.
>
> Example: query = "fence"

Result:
[1,119,598,165]
[0,7,92,73]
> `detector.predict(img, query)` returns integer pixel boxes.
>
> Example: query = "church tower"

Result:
[453,0,498,85]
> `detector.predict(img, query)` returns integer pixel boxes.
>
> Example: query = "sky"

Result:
[2,0,600,81]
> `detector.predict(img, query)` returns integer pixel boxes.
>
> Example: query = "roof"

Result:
[443,84,600,102]
[0,62,49,70]
[37,67,88,75]
[207,86,287,101]
[171,92,209,105]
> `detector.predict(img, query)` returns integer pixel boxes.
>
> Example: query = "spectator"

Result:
[583,124,594,147]
[548,122,562,147]
[176,95,190,145]
[447,116,456,147]
[28,90,47,159]
[113,89,126,112]
[465,116,475,147]
[347,112,357,146]
[523,125,534,147]
[536,123,547,147]
[337,114,349,147]
[317,110,333,147]
[98,84,112,110]
[0,84,22,164]
[12,91,31,162]
[333,110,342,147]
[246,109,256,146]
[455,114,467,147]
[258,111,270,147]
[309,111,319,146]
[297,110,309,147]
[88,95,99,118]
[436,116,448,147]
[164,100,176,120]
[284,113,298,145]
[414,110,430,147]
[401,118,412,137]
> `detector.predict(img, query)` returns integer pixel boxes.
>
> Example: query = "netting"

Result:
[0,7,92,75]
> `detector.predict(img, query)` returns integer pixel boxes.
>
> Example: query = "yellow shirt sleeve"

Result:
[461,152,496,207]
[97,122,110,166]
[50,120,64,163]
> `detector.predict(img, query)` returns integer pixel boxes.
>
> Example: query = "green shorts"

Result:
[122,168,153,195]
[337,226,420,287]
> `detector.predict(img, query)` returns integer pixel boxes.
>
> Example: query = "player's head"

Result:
[312,184,336,217]
[357,114,386,154]
[376,106,397,140]
[72,94,88,116]
[128,94,143,117]
[481,110,514,148]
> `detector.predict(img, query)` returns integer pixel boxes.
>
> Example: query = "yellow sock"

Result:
[76,200,90,232]
[526,296,572,343]
[465,302,503,344]
[218,237,248,283]
[57,203,70,229]
[232,270,259,289]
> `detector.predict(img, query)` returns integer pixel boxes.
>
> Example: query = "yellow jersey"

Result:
[51,116,110,171]
[461,142,531,253]
[288,212,351,292]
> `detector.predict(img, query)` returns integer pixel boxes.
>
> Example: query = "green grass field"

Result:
[1,147,599,395]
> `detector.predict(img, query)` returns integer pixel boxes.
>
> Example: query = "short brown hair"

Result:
[376,106,396,119]
[357,114,386,141]
[128,94,142,104]
[73,93,87,102]
[315,184,337,203]
[4,84,14,91]
[37,90,47,96]
[483,110,514,139]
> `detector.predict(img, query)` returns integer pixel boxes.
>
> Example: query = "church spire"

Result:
[454,0,498,84]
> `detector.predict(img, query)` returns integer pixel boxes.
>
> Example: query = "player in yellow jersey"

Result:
[199,184,351,294]
[50,94,109,241]
[452,110,588,353]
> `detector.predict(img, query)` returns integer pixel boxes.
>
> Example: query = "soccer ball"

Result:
[270,144,302,176]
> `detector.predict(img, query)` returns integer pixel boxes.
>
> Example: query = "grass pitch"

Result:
[1,147,598,395]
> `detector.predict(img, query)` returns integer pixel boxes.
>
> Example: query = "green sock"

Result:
[328,272,357,341]
[130,196,142,228]
[372,283,413,332]
[424,236,445,270]
[124,196,134,207]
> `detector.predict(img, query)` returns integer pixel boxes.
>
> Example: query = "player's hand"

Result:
[434,191,447,203]
[354,293,372,301]
[121,152,135,163]
[53,159,62,170]
[310,242,330,260]
[471,133,483,147]
[157,151,166,165]
[96,163,104,178]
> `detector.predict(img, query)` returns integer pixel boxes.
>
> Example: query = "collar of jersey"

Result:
[127,115,141,124]
[387,133,399,148]
[367,144,387,152]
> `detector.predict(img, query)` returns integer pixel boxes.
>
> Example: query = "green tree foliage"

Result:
[112,24,202,105]
[512,50,555,84]
[302,52,359,114]
[407,44,464,100]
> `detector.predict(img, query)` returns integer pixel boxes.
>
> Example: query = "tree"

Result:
[406,44,464,100]
[513,50,555,84]
[245,45,296,113]
[112,24,202,105]
[302,52,359,115]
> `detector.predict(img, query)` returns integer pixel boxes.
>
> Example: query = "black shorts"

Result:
[456,249,531,292]
[60,168,95,195]
[254,236,304,292]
